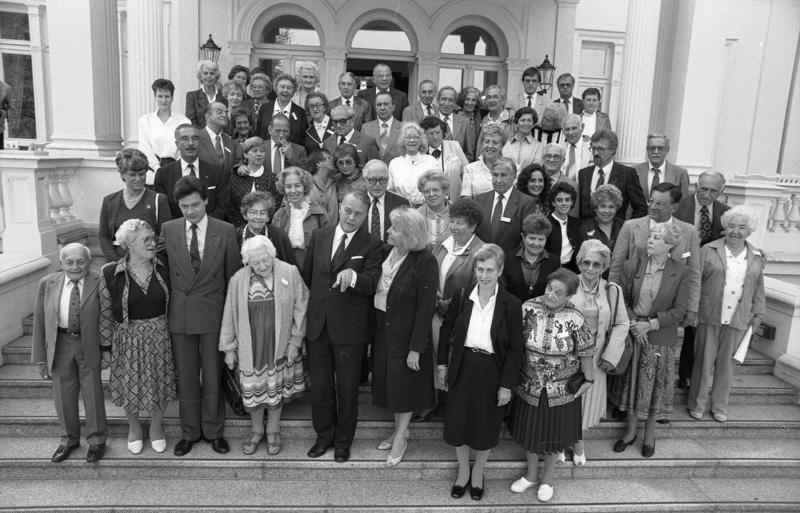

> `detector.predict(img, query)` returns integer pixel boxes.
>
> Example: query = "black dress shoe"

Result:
[173,438,197,457]
[612,435,637,453]
[642,443,655,458]
[451,482,468,499]
[306,442,331,458]
[676,378,690,390]
[470,478,484,501]
[86,443,106,463]
[51,443,79,463]
[209,437,230,454]
[334,447,350,463]
[657,418,670,425]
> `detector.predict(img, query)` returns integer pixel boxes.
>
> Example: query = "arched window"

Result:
[351,20,411,52]
[261,15,320,46]
[438,25,506,93]
[253,14,323,86]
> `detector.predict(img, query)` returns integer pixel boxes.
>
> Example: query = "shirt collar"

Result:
[649,216,674,228]
[443,234,475,256]
[185,214,208,231]
[63,275,85,287]
[205,126,221,140]
[180,158,198,171]
[649,161,666,172]
[333,224,352,244]
[469,283,498,304]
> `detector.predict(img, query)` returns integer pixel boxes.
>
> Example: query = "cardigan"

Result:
[569,278,629,367]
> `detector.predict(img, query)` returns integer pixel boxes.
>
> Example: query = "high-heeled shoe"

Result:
[470,471,484,500]
[451,472,470,499]
[612,435,637,453]
[385,438,408,467]
[377,429,409,450]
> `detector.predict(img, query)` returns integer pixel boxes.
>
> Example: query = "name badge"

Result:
[351,255,364,260]
[681,251,691,258]
[207,186,216,190]
[291,112,298,121]
[501,216,512,223]
[280,278,289,286]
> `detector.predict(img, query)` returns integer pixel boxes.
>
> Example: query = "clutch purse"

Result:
[222,364,248,417]
[566,370,586,395]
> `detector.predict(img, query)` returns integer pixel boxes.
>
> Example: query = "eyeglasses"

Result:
[366,177,388,185]
[647,145,667,152]
[590,146,611,153]
[580,260,604,270]
[332,117,353,125]
[375,73,392,79]
[246,209,270,218]
[558,82,573,88]
[308,103,325,110]
[336,159,355,165]
[543,154,563,160]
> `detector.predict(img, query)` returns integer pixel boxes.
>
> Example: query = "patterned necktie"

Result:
[189,223,201,273]
[650,168,660,195]
[431,148,442,159]
[67,280,80,333]
[214,134,224,161]
[443,116,453,140]
[426,105,433,116]
[187,163,196,178]
[273,146,282,173]
[380,123,389,151]
[345,99,351,108]
[699,205,712,244]
[491,193,505,238]
[596,168,605,191]
[370,198,381,239]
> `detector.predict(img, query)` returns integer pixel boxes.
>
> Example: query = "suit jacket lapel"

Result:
[652,259,679,312]
[81,273,99,306]
[46,273,63,326]
[199,221,219,276]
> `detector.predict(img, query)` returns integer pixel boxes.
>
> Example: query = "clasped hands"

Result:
[224,344,300,371]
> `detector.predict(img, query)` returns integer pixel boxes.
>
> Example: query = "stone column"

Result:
[125,0,166,147]
[416,52,440,100]
[615,0,662,165]
[506,58,530,109]
[26,4,48,142]
[553,0,580,80]
[323,48,347,99]
[47,0,122,157]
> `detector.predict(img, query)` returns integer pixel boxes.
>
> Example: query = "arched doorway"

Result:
[346,19,416,95]
[251,14,324,83]
[438,24,507,92]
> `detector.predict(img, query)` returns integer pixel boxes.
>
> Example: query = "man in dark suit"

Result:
[198,102,241,176]
[322,105,381,166]
[255,73,307,146]
[475,158,537,253]
[402,79,438,123]
[436,86,470,159]
[578,129,648,220]
[32,243,108,463]
[362,159,409,243]
[302,190,383,463]
[362,92,403,164]
[160,176,241,457]
[265,114,308,175]
[357,63,409,122]
[154,124,228,220]
[553,73,584,114]
[633,134,689,199]
[673,169,731,389]
[330,71,373,131]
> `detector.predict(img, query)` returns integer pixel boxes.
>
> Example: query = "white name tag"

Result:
[501,216,512,223]
[753,250,762,256]
[351,255,363,260]
[207,186,216,190]
[682,251,691,258]
[291,112,298,121]
[280,278,289,286]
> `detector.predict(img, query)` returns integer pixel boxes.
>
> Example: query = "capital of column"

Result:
[229,41,253,57]
[126,0,165,147]
[325,47,347,60]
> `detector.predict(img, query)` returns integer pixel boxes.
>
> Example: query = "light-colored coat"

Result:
[402,102,438,124]
[219,260,309,372]
[697,239,766,330]
[634,161,690,199]
[570,279,629,366]
[429,140,468,200]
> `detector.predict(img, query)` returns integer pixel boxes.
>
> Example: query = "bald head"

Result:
[60,243,91,281]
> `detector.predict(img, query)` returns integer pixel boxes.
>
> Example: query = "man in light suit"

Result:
[199,102,241,177]
[609,182,701,333]
[32,243,108,463]
[155,124,228,220]
[553,73,584,114]
[362,92,403,163]
[357,63,409,122]
[515,66,548,124]
[329,71,372,131]
[578,129,648,220]
[421,116,468,200]
[673,169,731,389]
[302,190,383,463]
[559,114,593,180]
[322,105,381,166]
[634,134,689,199]
[160,176,241,457]
[436,86,470,159]
[402,79,438,123]
[475,158,537,253]
[362,159,409,244]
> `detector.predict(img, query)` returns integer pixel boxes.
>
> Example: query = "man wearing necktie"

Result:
[515,67,547,125]
[160,176,241,457]
[302,190,383,463]
[361,94,402,164]
[198,102,242,176]
[633,134,690,200]
[402,79,439,123]
[436,86,470,160]
[265,114,308,175]
[362,159,409,245]
[475,158,537,253]
[559,114,593,181]
[33,243,108,463]
[322,105,381,166]
[330,71,373,130]
[554,73,584,115]
[577,128,647,221]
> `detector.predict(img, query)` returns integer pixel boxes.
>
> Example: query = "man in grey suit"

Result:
[435,86,470,160]
[402,79,438,123]
[357,63,409,121]
[634,134,689,199]
[198,102,241,176]
[329,72,372,131]
[362,92,402,163]
[32,243,108,463]
[160,176,241,456]
[322,105,381,166]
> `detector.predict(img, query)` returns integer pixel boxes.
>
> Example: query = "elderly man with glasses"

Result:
[322,104,381,166]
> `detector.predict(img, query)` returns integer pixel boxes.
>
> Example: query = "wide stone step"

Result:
[1,475,799,512]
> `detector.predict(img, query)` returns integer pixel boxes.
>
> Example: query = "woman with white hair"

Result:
[220,235,309,456]
[185,60,226,127]
[387,123,438,207]
[99,219,176,454]
[688,206,765,423]
[293,62,320,108]
[416,170,452,246]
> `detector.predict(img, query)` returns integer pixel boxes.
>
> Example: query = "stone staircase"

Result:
[1,334,800,512]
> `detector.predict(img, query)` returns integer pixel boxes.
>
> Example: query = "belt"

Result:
[467,346,493,356]
[58,327,81,336]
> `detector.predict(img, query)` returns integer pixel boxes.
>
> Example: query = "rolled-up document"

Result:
[733,326,754,364]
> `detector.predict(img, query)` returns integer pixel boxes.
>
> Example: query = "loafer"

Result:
[127,439,143,455]
[688,409,703,420]
[307,442,331,459]
[150,438,167,453]
[210,437,230,454]
[642,443,655,458]
[613,435,637,453]
[173,438,197,457]
[537,483,554,503]
[657,419,671,425]
[334,447,350,463]
[510,476,536,493]
[86,443,106,463]
[51,443,79,463]
[713,412,728,423]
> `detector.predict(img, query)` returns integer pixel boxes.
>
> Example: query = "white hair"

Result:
[59,242,91,262]
[241,235,276,264]
[721,205,758,233]
[114,219,154,251]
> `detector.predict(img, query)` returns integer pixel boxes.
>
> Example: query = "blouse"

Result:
[374,249,408,311]
[464,285,497,353]
[502,134,544,169]
[516,297,595,407]
[418,202,450,246]
[461,157,494,198]
[388,154,438,206]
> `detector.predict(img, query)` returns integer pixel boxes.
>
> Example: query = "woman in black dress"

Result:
[438,243,523,501]
[372,207,438,467]
[226,136,282,227]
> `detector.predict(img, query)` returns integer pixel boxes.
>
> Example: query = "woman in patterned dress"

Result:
[220,235,309,456]
[99,219,176,455]
[226,136,283,227]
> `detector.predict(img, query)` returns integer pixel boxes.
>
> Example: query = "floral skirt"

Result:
[609,341,676,420]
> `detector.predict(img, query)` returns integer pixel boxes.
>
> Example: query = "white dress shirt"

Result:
[492,191,510,219]
[58,276,84,329]
[464,284,498,353]
[552,214,573,264]
[591,161,614,191]
[581,111,597,137]
[184,214,208,258]
[461,157,494,198]
[439,234,474,292]
[137,110,191,177]
[720,246,748,325]
[314,115,330,141]
[439,112,454,135]
[205,126,225,152]
[331,224,359,288]
[180,158,200,177]
[647,161,666,195]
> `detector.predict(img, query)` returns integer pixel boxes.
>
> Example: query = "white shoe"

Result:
[573,451,586,467]
[510,476,536,493]
[127,439,143,454]
[556,450,566,463]
[151,438,167,453]
[538,483,554,502]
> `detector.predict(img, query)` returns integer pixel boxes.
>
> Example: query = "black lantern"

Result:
[536,55,556,96]
[199,34,222,63]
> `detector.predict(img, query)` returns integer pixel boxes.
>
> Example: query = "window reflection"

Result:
[261,15,320,46]
[352,21,411,51]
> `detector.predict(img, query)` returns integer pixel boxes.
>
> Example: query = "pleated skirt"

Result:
[509,388,582,454]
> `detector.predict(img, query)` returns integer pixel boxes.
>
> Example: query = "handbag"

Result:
[566,370,586,395]
[606,283,633,376]
[222,364,248,417]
